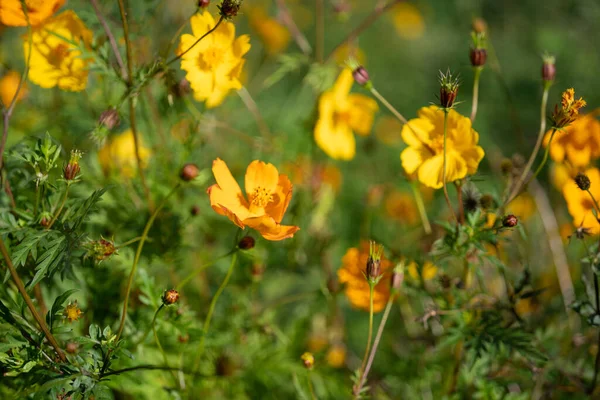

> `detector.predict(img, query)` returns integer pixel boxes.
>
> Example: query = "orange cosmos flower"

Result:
[207,158,300,241]
[0,0,65,27]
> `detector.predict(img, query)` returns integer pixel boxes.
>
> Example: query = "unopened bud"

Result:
[472,18,487,34]
[575,173,591,191]
[40,213,51,227]
[439,69,459,109]
[191,205,201,216]
[391,267,404,291]
[98,109,120,130]
[162,289,180,305]
[301,352,315,370]
[89,238,117,261]
[218,0,242,19]
[352,66,370,87]
[66,342,78,354]
[180,163,200,181]
[542,55,556,83]
[502,214,518,228]
[469,48,487,67]
[63,150,83,181]
[238,236,255,250]
[366,241,384,282]
[500,159,513,176]
[198,0,210,8]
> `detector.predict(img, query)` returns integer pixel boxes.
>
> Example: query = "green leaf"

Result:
[60,188,107,231]
[10,230,51,268]
[46,289,78,329]
[28,235,67,289]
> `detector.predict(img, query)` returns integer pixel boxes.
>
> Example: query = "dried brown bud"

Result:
[479,194,495,210]
[542,55,556,83]
[180,163,200,181]
[218,0,242,19]
[66,342,78,354]
[500,158,513,175]
[238,236,255,250]
[366,256,381,280]
[575,173,591,191]
[198,0,210,8]
[352,66,370,86]
[469,48,487,67]
[502,214,518,228]
[98,109,120,130]
[162,289,180,305]
[191,205,201,216]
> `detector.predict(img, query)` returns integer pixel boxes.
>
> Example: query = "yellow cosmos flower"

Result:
[400,106,485,189]
[384,190,419,225]
[543,111,600,168]
[177,11,250,108]
[407,261,438,281]
[391,3,425,40]
[563,168,600,234]
[337,242,392,312]
[64,301,82,322]
[248,9,290,55]
[314,69,378,160]
[0,0,65,27]
[207,158,300,241]
[98,129,151,179]
[326,344,346,368]
[551,88,586,128]
[551,162,578,191]
[0,70,27,106]
[506,193,536,222]
[24,11,93,91]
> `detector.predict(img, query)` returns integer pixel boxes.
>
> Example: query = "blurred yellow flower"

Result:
[543,111,600,168]
[384,190,419,225]
[0,0,65,27]
[337,242,392,312]
[0,70,27,106]
[551,162,577,191]
[407,261,437,281]
[177,11,250,108]
[64,301,82,323]
[98,129,151,179]
[400,106,484,189]
[563,167,600,234]
[375,116,403,145]
[391,3,425,40]
[333,42,366,66]
[506,193,536,221]
[326,344,346,368]
[207,159,300,241]
[315,69,378,160]
[24,11,93,91]
[248,9,290,55]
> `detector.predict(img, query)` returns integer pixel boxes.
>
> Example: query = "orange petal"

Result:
[207,184,247,228]
[264,174,293,223]
[244,215,299,241]
[245,160,279,201]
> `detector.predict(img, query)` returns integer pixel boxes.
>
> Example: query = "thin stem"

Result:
[307,371,317,400]
[237,87,272,142]
[0,236,66,362]
[46,184,70,230]
[193,251,238,370]
[134,304,164,347]
[369,87,407,123]
[588,190,600,215]
[117,0,153,210]
[115,236,144,249]
[526,128,557,187]
[355,296,394,397]
[176,250,236,291]
[166,17,224,66]
[455,181,465,224]
[89,0,127,80]
[470,67,482,123]
[275,0,312,55]
[152,305,178,383]
[355,283,375,396]
[326,0,402,63]
[442,109,458,223]
[116,183,181,341]
[316,0,324,63]
[410,181,431,234]
[505,85,550,205]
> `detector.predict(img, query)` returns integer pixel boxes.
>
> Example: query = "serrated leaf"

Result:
[28,236,66,289]
[11,230,51,267]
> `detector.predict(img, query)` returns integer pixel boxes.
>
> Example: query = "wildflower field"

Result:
[2,0,600,398]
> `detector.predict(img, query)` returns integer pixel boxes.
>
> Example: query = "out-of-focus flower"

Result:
[314,69,378,160]
[551,162,577,191]
[207,158,300,240]
[0,0,65,26]
[64,301,82,322]
[391,3,424,40]
[384,190,419,225]
[407,261,437,281]
[87,238,117,262]
[551,88,586,129]
[337,242,392,312]
[326,344,346,368]
[0,70,27,106]
[63,150,83,181]
[301,352,314,370]
[506,193,536,222]
[544,111,600,168]
[283,158,343,193]
[400,106,484,189]
[98,129,151,178]
[333,42,366,66]
[177,11,250,108]
[24,11,93,91]
[248,9,290,55]
[375,116,402,145]
[563,167,600,234]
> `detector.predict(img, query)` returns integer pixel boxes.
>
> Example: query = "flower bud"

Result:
[502,214,518,228]
[180,163,200,181]
[366,241,384,282]
[469,48,487,67]
[63,150,83,181]
[251,263,264,281]
[238,236,255,250]
[391,267,404,291]
[98,109,120,130]
[198,0,210,8]
[575,173,591,191]
[218,0,242,19]
[542,54,556,83]
[439,69,459,109]
[89,238,117,261]
[352,66,370,87]
[191,205,201,216]
[162,289,180,305]
[472,18,487,34]
[40,213,51,227]
[500,158,513,176]
[301,352,315,370]
[66,342,78,354]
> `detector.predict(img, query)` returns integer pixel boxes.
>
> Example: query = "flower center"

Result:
[198,46,225,69]
[429,135,446,153]
[333,110,351,129]
[48,43,70,67]
[251,186,273,208]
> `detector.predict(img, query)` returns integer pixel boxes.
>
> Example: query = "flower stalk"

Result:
[410,181,432,234]
[470,67,482,123]
[354,282,375,396]
[442,109,458,223]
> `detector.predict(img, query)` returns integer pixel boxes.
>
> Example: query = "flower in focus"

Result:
[248,9,290,55]
[177,11,250,108]
[24,11,93,91]
[207,158,300,241]
[407,261,438,281]
[98,129,151,178]
[563,167,600,234]
[400,106,485,189]
[64,301,82,322]
[337,242,392,312]
[0,0,65,26]
[544,111,600,168]
[314,69,378,160]
[0,70,27,106]
[384,190,419,225]
[391,3,425,40]
[551,88,586,128]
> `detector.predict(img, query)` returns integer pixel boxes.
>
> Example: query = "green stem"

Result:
[588,190,600,215]
[308,371,317,400]
[116,183,181,341]
[410,181,431,234]
[369,87,408,123]
[355,283,375,395]
[442,110,458,223]
[152,305,178,383]
[470,67,482,123]
[166,16,224,65]
[46,183,70,230]
[525,128,557,187]
[176,250,236,291]
[134,304,163,347]
[115,236,144,249]
[193,251,238,370]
